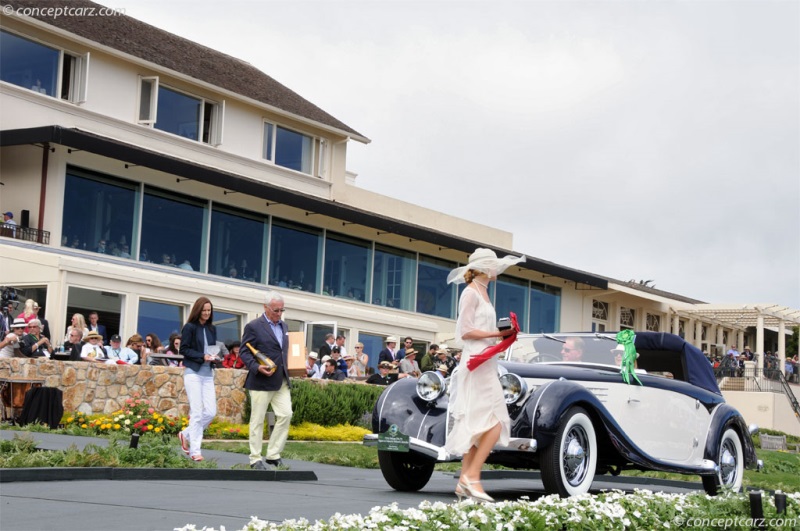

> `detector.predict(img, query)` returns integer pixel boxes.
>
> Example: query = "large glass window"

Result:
[324,233,370,301]
[372,245,416,311]
[530,282,561,333]
[141,187,206,270]
[263,122,313,174]
[66,286,123,343]
[269,219,321,293]
[209,205,266,282]
[495,276,528,331]
[214,310,242,346]
[417,255,456,318]
[154,85,202,140]
[62,168,138,257]
[358,332,387,374]
[137,300,183,345]
[0,30,58,97]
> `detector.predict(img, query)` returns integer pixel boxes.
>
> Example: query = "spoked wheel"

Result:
[541,406,598,497]
[702,428,744,495]
[378,450,435,492]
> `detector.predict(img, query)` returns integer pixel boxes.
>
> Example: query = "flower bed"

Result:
[63,394,187,437]
[178,490,800,531]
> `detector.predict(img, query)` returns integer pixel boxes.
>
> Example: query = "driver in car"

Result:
[561,337,584,362]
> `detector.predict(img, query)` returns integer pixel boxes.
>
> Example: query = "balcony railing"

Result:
[0,225,50,244]
[715,363,800,421]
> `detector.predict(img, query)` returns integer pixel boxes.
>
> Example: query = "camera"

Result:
[497,317,512,331]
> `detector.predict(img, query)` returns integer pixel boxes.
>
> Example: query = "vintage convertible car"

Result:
[364,332,760,497]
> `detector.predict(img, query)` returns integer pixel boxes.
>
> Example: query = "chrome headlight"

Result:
[416,371,447,402]
[499,373,528,405]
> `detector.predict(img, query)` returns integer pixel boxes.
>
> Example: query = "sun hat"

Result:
[404,348,417,357]
[321,355,331,363]
[10,317,26,328]
[436,364,449,373]
[85,331,102,340]
[379,361,393,369]
[343,353,354,360]
[308,351,319,359]
[447,248,525,285]
[385,336,398,343]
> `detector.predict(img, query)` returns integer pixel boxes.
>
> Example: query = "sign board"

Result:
[377,424,409,452]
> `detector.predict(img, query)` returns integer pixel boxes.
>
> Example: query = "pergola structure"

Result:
[674,304,800,370]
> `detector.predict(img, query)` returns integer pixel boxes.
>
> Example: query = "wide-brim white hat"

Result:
[447,248,525,284]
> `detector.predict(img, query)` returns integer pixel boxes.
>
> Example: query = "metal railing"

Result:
[715,363,800,420]
[0,226,50,244]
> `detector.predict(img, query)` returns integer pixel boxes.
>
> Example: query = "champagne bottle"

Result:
[245,342,276,372]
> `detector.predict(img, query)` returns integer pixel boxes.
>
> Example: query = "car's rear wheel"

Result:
[541,406,597,497]
[702,428,744,495]
[378,450,435,491]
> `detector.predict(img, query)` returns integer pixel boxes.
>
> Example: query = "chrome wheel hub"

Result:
[563,427,589,486]
[719,440,737,485]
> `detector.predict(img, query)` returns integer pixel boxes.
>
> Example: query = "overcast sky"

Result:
[108,0,799,309]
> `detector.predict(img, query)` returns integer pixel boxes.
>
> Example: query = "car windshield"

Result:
[505,334,621,366]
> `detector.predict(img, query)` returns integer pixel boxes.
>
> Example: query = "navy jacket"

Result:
[180,320,217,372]
[240,314,290,391]
[378,347,403,364]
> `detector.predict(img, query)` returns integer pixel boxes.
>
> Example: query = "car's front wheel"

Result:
[540,406,598,497]
[702,428,744,495]
[378,450,435,492]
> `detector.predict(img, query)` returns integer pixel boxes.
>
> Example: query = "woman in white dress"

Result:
[445,248,524,502]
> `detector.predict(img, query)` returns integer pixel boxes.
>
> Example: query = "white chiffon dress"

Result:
[445,287,511,456]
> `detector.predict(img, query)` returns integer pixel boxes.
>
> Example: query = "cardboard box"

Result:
[287,331,307,377]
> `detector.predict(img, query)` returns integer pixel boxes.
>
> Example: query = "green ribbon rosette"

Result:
[616,329,642,386]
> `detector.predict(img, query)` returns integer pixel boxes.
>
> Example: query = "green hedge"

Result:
[242,379,384,428]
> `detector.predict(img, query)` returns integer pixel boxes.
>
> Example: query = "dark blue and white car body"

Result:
[364,332,759,497]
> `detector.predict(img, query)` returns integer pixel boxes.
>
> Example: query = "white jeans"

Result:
[183,372,216,457]
[249,382,292,464]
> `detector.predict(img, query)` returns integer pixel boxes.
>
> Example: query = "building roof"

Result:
[4,0,366,140]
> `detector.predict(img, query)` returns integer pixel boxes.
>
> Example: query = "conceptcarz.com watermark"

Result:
[2,5,126,17]
[677,516,798,528]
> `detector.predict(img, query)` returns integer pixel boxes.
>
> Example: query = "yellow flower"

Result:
[114,424,121,430]
[81,424,87,429]
[158,418,164,424]
[66,417,74,423]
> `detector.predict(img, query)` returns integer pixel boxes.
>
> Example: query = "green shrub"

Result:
[288,379,382,427]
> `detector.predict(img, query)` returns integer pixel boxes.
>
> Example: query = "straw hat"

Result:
[85,331,102,340]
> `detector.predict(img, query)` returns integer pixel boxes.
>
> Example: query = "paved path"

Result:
[0,431,701,531]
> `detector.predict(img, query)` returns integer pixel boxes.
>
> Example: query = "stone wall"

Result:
[0,358,248,424]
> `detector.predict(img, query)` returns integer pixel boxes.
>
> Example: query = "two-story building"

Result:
[1,0,797,377]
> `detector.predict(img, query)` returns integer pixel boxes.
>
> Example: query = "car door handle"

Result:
[627,398,640,403]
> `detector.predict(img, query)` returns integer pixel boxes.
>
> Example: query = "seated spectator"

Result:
[177,259,194,271]
[63,313,90,343]
[143,333,165,365]
[306,351,322,379]
[321,358,346,381]
[104,334,139,364]
[366,361,405,385]
[162,333,182,367]
[118,244,131,259]
[126,334,145,364]
[0,318,27,358]
[80,331,107,361]
[19,319,52,358]
[399,348,421,378]
[222,341,245,369]
[331,346,348,373]
[95,239,108,254]
[63,327,84,361]
[435,344,457,374]
[436,363,449,378]
[343,353,359,378]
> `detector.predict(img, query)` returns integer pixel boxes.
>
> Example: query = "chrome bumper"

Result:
[363,434,537,461]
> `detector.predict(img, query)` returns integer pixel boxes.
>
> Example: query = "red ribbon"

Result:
[466,312,519,371]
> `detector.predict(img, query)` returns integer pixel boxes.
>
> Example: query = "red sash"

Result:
[466,312,519,371]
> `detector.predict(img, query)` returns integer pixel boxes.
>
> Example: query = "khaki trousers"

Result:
[248,382,292,464]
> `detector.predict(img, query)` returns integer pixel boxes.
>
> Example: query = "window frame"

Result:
[137,76,224,145]
[0,28,90,104]
[262,119,317,175]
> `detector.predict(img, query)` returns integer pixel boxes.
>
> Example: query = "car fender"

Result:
[524,380,609,451]
[371,377,449,447]
[704,404,758,469]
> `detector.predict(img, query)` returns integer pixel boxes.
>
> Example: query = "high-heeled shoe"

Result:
[455,481,467,500]
[461,477,494,503]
